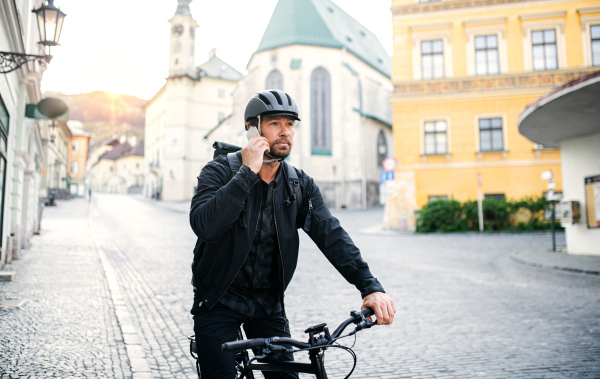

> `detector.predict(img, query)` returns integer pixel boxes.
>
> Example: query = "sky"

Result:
[40,0,393,100]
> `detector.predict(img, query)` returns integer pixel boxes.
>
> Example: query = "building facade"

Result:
[40,121,71,201]
[143,0,243,201]
[209,0,394,209]
[387,0,600,230]
[88,139,144,194]
[1,0,55,262]
[67,122,90,197]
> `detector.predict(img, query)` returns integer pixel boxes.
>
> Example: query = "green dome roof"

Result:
[255,0,390,78]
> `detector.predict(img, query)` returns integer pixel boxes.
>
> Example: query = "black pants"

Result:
[193,303,299,379]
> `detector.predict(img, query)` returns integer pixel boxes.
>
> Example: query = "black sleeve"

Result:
[301,177,385,298]
[189,157,259,242]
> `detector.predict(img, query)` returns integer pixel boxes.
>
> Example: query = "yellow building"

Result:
[67,123,91,197]
[387,0,600,230]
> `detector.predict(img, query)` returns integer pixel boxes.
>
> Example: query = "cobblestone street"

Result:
[1,194,599,378]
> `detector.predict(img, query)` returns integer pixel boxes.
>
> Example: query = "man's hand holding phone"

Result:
[242,129,269,174]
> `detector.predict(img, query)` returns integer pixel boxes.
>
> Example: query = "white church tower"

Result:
[168,0,198,78]
[144,0,244,202]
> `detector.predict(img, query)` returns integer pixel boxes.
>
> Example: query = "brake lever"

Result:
[349,310,377,335]
[256,344,293,359]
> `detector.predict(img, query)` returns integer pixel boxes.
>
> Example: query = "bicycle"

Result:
[189,307,376,379]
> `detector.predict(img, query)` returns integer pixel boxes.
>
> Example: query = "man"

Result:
[190,89,395,378]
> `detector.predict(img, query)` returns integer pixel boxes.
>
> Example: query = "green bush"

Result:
[416,199,468,233]
[417,196,562,233]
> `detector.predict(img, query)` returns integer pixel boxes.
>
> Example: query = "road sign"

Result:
[380,171,395,185]
[541,170,553,180]
[382,157,397,172]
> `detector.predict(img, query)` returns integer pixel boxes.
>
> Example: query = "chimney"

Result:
[209,48,217,58]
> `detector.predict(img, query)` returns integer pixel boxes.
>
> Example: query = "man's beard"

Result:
[268,137,293,159]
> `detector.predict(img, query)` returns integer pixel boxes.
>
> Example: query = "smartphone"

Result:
[246,126,259,141]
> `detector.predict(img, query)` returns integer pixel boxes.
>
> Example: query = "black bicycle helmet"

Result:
[244,89,301,123]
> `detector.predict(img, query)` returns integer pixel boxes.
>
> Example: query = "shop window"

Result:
[484,193,506,201]
[428,195,449,202]
[0,96,7,248]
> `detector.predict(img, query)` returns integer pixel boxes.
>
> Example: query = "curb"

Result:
[510,253,600,276]
[89,204,155,378]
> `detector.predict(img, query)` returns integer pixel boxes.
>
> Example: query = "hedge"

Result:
[416,196,562,233]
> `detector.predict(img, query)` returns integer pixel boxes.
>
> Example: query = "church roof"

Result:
[255,0,391,78]
[174,0,192,17]
[98,142,132,160]
[130,140,145,156]
[198,54,244,82]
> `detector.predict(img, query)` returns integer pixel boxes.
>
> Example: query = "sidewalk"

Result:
[0,198,134,378]
[511,249,600,275]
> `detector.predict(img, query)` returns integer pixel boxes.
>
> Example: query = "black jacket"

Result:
[189,155,384,312]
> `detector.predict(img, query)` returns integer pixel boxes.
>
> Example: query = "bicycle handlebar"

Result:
[222,338,268,352]
[221,308,375,353]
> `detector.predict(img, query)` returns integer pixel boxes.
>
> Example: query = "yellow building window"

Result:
[532,30,558,71]
[475,35,499,75]
[421,40,444,79]
[424,120,448,155]
[592,25,600,66]
[479,118,504,152]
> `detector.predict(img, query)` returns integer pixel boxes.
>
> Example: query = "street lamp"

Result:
[0,0,66,74]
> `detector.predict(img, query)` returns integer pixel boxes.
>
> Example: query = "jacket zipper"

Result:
[211,205,261,309]
[273,189,286,310]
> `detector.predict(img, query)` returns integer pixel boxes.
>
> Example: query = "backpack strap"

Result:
[227,153,303,212]
[284,162,302,210]
[227,151,243,175]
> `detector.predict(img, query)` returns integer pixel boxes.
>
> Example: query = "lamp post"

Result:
[0,0,66,74]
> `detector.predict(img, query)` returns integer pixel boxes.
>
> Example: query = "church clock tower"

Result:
[168,0,198,78]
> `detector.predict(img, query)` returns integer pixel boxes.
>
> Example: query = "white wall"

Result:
[560,131,600,256]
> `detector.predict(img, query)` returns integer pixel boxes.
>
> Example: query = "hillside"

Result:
[43,91,146,151]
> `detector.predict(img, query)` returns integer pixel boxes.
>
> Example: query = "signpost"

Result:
[477,173,484,232]
[542,170,560,251]
[380,158,397,205]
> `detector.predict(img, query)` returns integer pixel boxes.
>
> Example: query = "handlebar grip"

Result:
[361,307,375,318]
[222,338,267,352]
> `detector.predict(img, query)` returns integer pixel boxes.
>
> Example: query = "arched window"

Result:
[310,67,331,155]
[377,130,388,168]
[265,69,283,90]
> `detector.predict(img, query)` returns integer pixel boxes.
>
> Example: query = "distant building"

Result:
[67,122,91,197]
[208,0,394,209]
[89,139,144,194]
[388,0,600,230]
[40,121,71,200]
[143,0,243,201]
